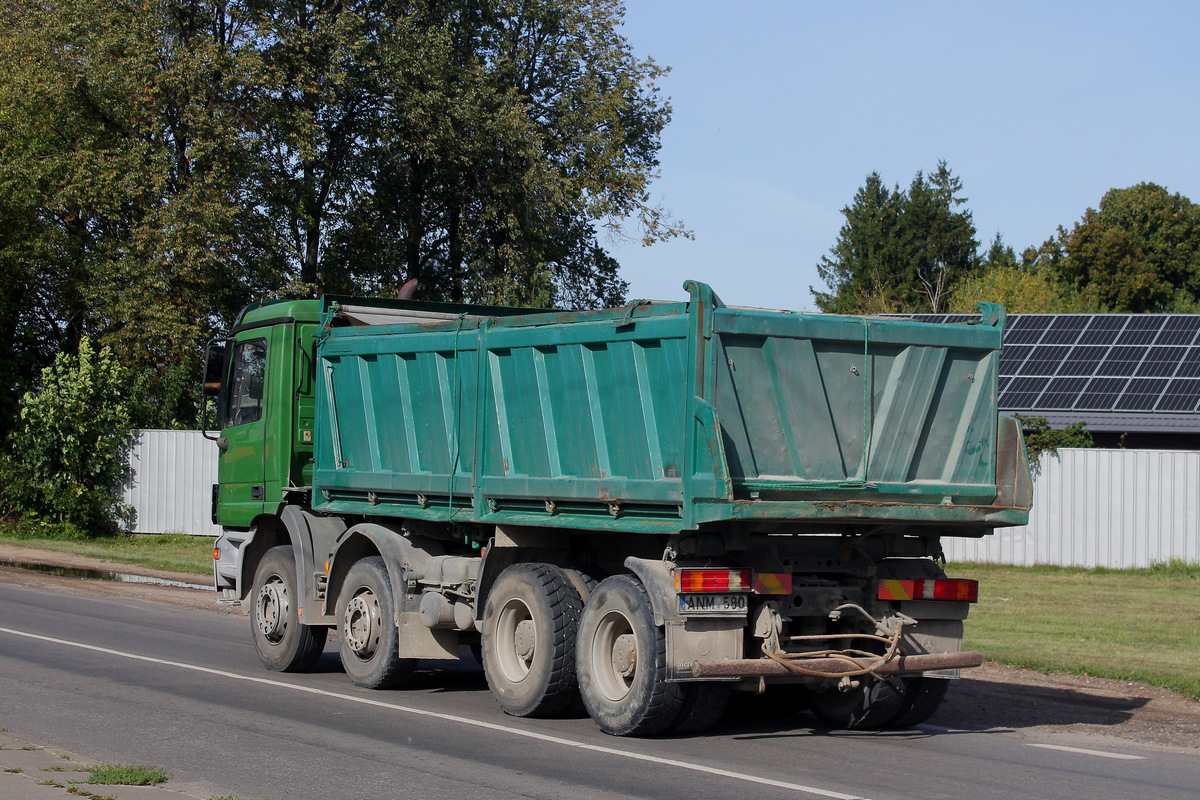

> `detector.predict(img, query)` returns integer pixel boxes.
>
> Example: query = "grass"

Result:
[85,764,170,786]
[949,561,1200,700]
[0,526,213,576]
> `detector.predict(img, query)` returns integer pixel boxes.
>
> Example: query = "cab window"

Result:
[225,339,268,427]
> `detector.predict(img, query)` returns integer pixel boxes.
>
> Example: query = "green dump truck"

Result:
[207,281,1031,736]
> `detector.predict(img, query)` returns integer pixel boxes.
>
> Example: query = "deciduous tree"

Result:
[1051,183,1200,312]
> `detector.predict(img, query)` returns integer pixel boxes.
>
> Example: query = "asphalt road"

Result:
[0,581,1195,800]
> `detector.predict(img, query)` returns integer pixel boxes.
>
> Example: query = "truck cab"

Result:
[207,299,321,595]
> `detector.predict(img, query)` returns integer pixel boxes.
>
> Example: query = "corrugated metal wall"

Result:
[123,430,220,537]
[945,448,1200,568]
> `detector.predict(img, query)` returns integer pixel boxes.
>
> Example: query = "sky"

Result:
[604,1,1200,311]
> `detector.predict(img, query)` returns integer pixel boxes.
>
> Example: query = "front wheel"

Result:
[250,545,326,672]
[337,556,416,689]
[576,575,684,736]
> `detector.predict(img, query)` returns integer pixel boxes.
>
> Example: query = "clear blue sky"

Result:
[605,1,1200,311]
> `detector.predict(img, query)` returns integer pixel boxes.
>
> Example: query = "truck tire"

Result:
[807,676,906,730]
[886,676,950,729]
[576,575,685,736]
[481,563,582,717]
[669,683,732,735]
[250,545,326,672]
[337,556,417,689]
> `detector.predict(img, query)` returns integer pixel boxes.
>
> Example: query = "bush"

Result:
[1,338,133,535]
[1017,415,1093,467]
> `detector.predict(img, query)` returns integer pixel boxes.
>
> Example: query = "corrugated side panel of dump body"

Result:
[311,284,1030,534]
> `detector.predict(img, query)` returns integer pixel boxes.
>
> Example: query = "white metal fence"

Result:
[123,429,220,537]
[944,448,1200,568]
[123,434,1200,567]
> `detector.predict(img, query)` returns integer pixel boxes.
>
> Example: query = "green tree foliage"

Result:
[813,162,979,313]
[1017,416,1094,468]
[0,0,280,432]
[948,234,1088,313]
[1047,183,1200,312]
[0,0,677,436]
[1,339,133,534]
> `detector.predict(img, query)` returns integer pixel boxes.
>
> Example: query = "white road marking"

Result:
[1026,743,1145,760]
[0,626,868,800]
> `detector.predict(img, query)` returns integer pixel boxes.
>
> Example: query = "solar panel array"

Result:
[893,314,1200,415]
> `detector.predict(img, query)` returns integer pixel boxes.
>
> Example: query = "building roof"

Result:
[891,312,1200,433]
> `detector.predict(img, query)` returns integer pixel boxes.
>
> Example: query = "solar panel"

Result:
[1116,316,1166,345]
[1158,378,1200,412]
[1042,315,1091,344]
[1057,345,1108,376]
[1075,377,1127,410]
[1135,346,1186,378]
[1095,347,1143,377]
[1079,316,1125,345]
[1116,378,1169,411]
[1019,345,1070,376]
[1039,377,1089,410]
[882,311,1200,420]
[1156,316,1200,345]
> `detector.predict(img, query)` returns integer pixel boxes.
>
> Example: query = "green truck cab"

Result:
[206,282,1032,736]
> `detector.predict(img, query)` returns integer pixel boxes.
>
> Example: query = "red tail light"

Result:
[878,578,978,603]
[675,569,752,593]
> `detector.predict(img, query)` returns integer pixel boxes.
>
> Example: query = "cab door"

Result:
[217,331,273,527]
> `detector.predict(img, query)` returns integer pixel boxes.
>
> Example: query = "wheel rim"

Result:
[256,574,289,644]
[343,588,382,660]
[494,597,536,684]
[591,609,637,702]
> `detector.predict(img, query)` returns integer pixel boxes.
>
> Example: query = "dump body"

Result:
[312,281,1029,533]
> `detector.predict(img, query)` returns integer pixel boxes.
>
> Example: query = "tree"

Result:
[811,173,906,313]
[314,0,682,308]
[1051,183,1200,312]
[812,162,979,313]
[947,234,1087,313]
[1,338,132,534]
[0,0,281,430]
[0,0,678,437]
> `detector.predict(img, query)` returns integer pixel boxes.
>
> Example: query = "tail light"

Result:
[878,578,978,603]
[675,569,752,593]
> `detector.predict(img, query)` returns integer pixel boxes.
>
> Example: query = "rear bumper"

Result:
[690,650,983,679]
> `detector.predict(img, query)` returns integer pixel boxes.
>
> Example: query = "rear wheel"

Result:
[807,675,906,730]
[250,545,326,672]
[886,676,950,728]
[337,556,416,689]
[669,683,732,734]
[481,563,582,717]
[576,575,685,736]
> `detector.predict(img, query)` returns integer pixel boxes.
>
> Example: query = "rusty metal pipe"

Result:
[690,650,983,679]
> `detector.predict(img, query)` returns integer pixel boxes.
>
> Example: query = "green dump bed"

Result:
[312,282,1031,534]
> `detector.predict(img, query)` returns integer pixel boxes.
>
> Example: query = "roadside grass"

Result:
[0,525,212,576]
[949,561,1200,700]
[86,764,170,785]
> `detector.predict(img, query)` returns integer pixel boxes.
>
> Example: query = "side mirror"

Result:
[203,339,228,397]
[202,339,229,441]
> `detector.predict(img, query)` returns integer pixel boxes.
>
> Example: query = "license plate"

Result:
[678,593,748,614]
